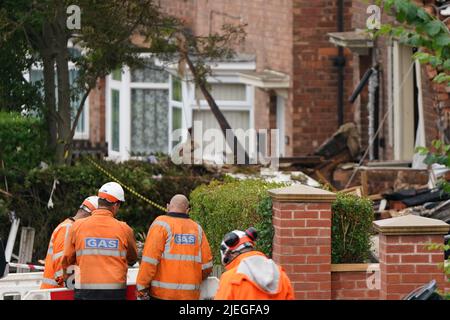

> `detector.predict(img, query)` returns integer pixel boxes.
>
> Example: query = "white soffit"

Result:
[237,69,290,89]
[328,30,374,55]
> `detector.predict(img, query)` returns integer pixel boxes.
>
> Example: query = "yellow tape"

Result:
[86,157,167,212]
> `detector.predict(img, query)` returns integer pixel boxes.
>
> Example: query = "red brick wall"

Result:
[160,0,295,155]
[379,234,449,300]
[332,271,380,300]
[88,78,106,144]
[291,0,354,155]
[272,201,332,299]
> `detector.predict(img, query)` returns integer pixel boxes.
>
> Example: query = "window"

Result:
[130,89,169,155]
[106,56,254,161]
[131,59,169,83]
[195,83,246,101]
[111,89,120,152]
[28,67,89,138]
[172,107,183,147]
[172,77,182,102]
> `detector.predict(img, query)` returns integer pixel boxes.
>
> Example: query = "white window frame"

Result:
[24,62,90,140]
[188,75,254,131]
[106,56,256,161]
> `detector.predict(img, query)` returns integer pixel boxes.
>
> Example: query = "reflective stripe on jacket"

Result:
[136,212,213,300]
[61,209,138,290]
[40,218,74,289]
[214,251,295,300]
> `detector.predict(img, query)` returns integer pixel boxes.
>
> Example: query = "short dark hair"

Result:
[98,198,116,210]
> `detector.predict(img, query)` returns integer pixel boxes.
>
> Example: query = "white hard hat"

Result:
[98,182,125,203]
[80,196,99,213]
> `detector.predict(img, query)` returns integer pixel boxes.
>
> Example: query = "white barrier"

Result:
[1,268,220,300]
[0,272,43,300]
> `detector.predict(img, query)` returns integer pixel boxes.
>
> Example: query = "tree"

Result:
[0,30,42,113]
[0,0,248,165]
[373,0,450,85]
[371,0,450,297]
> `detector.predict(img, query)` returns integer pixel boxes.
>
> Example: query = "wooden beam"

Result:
[0,188,12,197]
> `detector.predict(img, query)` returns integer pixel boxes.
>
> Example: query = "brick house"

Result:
[80,0,449,163]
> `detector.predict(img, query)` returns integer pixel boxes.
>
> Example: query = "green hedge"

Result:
[0,158,222,261]
[0,112,49,171]
[331,193,374,263]
[190,178,285,265]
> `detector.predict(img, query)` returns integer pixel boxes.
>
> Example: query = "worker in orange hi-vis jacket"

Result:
[40,196,99,289]
[136,194,213,300]
[61,182,138,300]
[214,227,295,300]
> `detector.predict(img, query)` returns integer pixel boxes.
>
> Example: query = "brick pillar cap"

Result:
[373,215,450,235]
[268,184,336,203]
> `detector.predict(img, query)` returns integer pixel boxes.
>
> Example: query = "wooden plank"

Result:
[0,188,12,197]
[361,170,368,196]
[331,263,379,272]
[314,170,337,192]
[341,186,363,197]
[17,227,35,273]
[368,194,383,201]
[278,156,324,165]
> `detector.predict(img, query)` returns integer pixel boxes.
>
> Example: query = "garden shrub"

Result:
[189,178,285,265]
[331,192,374,263]
[0,112,49,171]
[0,157,222,261]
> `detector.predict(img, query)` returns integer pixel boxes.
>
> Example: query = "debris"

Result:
[314,170,337,191]
[0,188,12,197]
[383,187,450,208]
[47,179,59,209]
[314,122,360,159]
[368,194,383,201]
[341,186,363,197]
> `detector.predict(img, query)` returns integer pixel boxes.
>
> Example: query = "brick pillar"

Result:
[374,215,450,300]
[269,184,336,300]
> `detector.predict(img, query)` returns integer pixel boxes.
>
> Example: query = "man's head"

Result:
[220,227,258,266]
[74,196,99,220]
[167,194,190,214]
[97,182,125,216]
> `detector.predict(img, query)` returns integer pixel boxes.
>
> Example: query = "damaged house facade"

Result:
[75,0,448,168]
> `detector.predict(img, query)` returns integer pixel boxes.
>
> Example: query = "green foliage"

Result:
[373,0,450,86]
[189,179,285,265]
[331,193,374,263]
[427,242,450,299]
[0,112,49,171]
[416,140,450,298]
[0,158,222,261]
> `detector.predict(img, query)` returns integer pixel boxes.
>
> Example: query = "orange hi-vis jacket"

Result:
[136,212,213,300]
[41,218,74,289]
[214,251,295,300]
[61,209,138,290]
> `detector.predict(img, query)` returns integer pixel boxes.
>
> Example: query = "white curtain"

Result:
[131,89,169,155]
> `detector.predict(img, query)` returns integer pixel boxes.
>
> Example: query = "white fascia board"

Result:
[162,60,256,74]
[238,75,290,89]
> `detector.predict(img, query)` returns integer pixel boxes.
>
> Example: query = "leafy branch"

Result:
[372,0,450,86]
